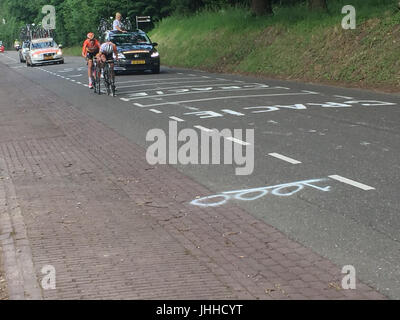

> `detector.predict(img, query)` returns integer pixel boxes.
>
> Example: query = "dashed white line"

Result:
[268,153,302,164]
[169,116,185,122]
[149,109,162,114]
[194,126,214,133]
[328,175,375,191]
[334,95,354,99]
[226,137,251,146]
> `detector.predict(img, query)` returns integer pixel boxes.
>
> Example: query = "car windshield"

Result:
[31,41,57,50]
[110,33,151,46]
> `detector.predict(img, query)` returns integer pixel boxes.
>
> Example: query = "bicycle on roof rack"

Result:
[20,24,55,41]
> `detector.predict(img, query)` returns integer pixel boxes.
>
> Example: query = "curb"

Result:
[0,158,42,300]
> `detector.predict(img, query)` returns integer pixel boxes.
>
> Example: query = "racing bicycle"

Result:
[102,59,116,97]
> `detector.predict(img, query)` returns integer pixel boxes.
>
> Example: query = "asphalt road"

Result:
[1,51,400,299]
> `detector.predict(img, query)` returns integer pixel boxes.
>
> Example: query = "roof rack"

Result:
[20,24,54,41]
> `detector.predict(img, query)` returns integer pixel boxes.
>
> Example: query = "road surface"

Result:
[1,51,399,299]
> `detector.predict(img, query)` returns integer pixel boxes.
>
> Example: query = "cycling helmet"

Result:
[101,43,114,55]
[87,32,95,40]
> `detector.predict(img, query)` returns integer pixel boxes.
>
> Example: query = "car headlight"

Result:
[151,51,159,58]
[117,53,125,59]
[56,49,62,56]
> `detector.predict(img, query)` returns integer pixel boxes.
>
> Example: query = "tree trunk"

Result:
[251,0,273,16]
[308,0,328,10]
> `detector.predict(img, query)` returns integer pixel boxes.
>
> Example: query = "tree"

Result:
[251,0,272,15]
[308,0,327,11]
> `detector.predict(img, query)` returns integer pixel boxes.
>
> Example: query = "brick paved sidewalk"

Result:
[0,63,386,300]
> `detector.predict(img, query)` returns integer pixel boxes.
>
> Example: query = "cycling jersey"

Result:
[82,39,100,58]
[100,42,118,61]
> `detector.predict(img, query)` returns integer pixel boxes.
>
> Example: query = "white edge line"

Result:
[328,175,375,191]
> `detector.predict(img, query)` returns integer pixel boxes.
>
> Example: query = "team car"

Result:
[0,41,4,53]
[103,30,160,74]
[26,38,64,66]
[19,41,30,62]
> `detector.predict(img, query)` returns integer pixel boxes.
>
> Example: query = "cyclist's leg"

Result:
[87,56,94,88]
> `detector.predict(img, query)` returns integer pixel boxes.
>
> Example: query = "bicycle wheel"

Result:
[110,67,116,97]
[96,65,102,94]
[103,64,111,96]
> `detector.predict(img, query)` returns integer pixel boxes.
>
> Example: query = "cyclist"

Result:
[96,41,118,80]
[82,32,100,89]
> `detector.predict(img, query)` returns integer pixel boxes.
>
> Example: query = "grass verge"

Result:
[150,1,400,92]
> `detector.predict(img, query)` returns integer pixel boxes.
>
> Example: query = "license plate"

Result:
[132,60,145,65]
[44,56,54,60]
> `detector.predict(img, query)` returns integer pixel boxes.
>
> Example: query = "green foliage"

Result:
[150,2,400,88]
[0,0,173,47]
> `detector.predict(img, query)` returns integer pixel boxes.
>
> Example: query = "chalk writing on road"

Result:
[190,178,331,207]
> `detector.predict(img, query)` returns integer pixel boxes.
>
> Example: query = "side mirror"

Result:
[58,44,63,49]
[152,42,158,47]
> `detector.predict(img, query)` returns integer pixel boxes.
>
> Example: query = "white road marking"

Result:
[328,175,375,191]
[3,55,17,62]
[226,137,251,146]
[133,103,145,108]
[334,95,354,99]
[268,153,302,164]
[116,79,231,89]
[117,83,242,93]
[117,77,200,85]
[221,109,245,116]
[138,92,317,108]
[194,126,214,133]
[120,86,281,101]
[169,116,185,122]
[149,109,162,114]
[302,90,320,94]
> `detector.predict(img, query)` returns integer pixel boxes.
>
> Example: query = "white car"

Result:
[26,38,64,67]
[19,41,30,63]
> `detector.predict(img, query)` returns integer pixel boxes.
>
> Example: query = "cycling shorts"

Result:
[86,51,99,60]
